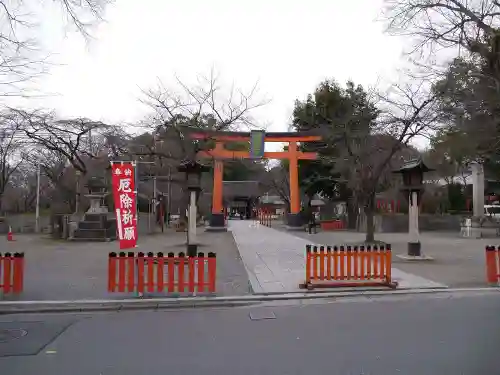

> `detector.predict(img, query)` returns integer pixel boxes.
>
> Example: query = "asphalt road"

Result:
[1,291,499,375]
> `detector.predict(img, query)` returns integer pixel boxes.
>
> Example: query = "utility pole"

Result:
[153,176,157,215]
[133,160,155,233]
[75,170,81,215]
[167,165,172,223]
[35,162,41,233]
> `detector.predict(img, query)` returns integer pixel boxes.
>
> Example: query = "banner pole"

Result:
[133,160,138,244]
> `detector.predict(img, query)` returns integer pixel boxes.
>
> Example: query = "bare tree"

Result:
[92,125,131,159]
[262,164,291,211]
[4,162,39,213]
[141,69,267,160]
[337,83,437,241]
[140,70,268,222]
[15,109,110,174]
[23,146,81,212]
[0,109,27,212]
[383,0,500,58]
[0,0,112,97]
[383,1,500,160]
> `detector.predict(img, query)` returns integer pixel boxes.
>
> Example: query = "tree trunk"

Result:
[364,193,376,243]
[179,182,190,225]
[346,198,358,230]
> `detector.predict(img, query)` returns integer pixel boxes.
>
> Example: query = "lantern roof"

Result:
[85,176,107,189]
[177,159,210,173]
[392,158,434,174]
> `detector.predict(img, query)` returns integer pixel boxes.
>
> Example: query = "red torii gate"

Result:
[190,130,321,229]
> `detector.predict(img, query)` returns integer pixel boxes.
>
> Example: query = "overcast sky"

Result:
[24,0,405,136]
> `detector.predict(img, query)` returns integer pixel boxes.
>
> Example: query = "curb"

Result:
[1,287,499,314]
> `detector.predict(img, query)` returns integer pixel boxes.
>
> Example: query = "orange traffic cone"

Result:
[7,226,14,241]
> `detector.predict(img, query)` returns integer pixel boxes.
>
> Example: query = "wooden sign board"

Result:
[250,130,265,159]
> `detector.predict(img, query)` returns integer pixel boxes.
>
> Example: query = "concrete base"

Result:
[69,237,113,242]
[468,217,485,238]
[396,254,434,261]
[205,226,228,232]
[209,213,225,227]
[408,242,421,257]
[187,243,198,257]
[286,213,303,230]
[285,225,305,231]
[206,213,227,232]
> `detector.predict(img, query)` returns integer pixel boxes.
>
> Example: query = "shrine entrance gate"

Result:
[190,130,321,229]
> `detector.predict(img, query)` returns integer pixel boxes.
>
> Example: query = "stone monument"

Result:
[71,176,117,241]
[85,177,109,214]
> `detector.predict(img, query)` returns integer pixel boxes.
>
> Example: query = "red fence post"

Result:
[319,246,325,280]
[188,255,196,293]
[497,246,500,283]
[167,252,176,292]
[346,246,352,279]
[156,252,165,292]
[12,252,24,293]
[312,246,318,280]
[486,246,499,284]
[359,245,366,280]
[136,252,145,293]
[177,252,186,292]
[339,246,345,278]
[305,245,311,283]
[352,246,359,279]
[197,252,205,292]
[207,252,216,292]
[127,252,135,292]
[326,246,332,280]
[370,245,378,279]
[363,246,373,279]
[146,252,155,293]
[117,251,126,292]
[378,245,385,280]
[3,252,12,294]
[108,252,117,292]
[333,246,339,280]
[385,244,392,283]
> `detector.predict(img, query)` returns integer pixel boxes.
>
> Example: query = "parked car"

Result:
[484,205,500,221]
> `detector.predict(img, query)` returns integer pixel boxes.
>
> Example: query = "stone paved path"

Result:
[229,220,447,293]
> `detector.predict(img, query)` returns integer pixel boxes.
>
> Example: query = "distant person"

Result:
[307,210,317,234]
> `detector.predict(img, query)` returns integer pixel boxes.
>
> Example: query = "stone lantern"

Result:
[85,176,109,214]
[177,159,209,257]
[393,158,434,259]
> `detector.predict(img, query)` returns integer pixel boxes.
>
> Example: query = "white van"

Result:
[484,205,500,220]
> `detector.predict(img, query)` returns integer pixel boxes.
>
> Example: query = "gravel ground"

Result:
[0,229,252,300]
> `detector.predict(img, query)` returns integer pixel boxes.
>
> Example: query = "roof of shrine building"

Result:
[223,181,262,198]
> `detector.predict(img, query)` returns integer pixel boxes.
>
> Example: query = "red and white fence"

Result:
[108,251,217,294]
[0,252,24,294]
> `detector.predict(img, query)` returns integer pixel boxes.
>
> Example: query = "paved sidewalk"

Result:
[280,226,490,288]
[229,220,447,293]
